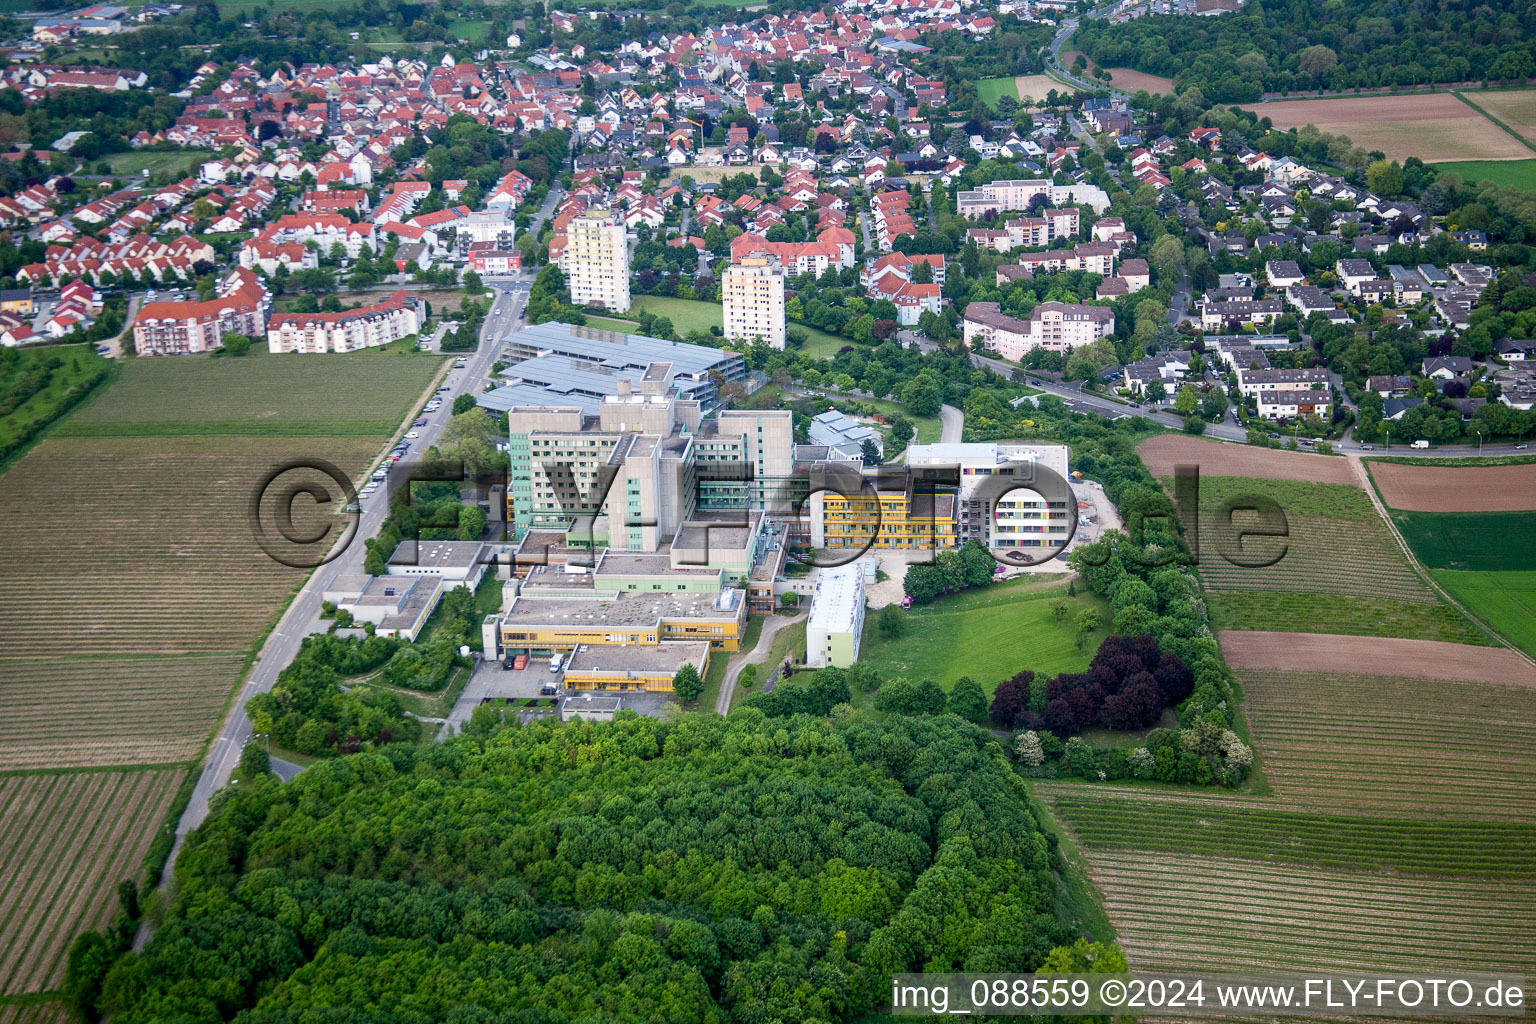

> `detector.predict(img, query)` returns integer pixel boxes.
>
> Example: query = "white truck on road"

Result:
[1411,440,1430,449]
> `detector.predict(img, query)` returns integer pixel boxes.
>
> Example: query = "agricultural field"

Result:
[1392,511,1536,571]
[58,348,442,438]
[1191,477,1436,601]
[1044,793,1536,874]
[1220,629,1525,683]
[856,577,1108,691]
[1368,459,1536,512]
[1137,434,1357,484]
[0,435,377,660]
[1180,475,1483,642]
[0,350,435,999]
[1044,841,1536,977]
[1433,570,1536,659]
[1458,87,1536,145]
[1246,94,1530,163]
[1433,159,1536,191]
[1104,68,1177,94]
[1370,460,1536,512]
[0,1002,73,1024]
[1206,591,1489,644]
[0,769,184,995]
[978,75,1063,107]
[0,654,249,771]
[1236,667,1536,820]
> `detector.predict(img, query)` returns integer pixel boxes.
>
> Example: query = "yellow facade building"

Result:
[813,491,956,550]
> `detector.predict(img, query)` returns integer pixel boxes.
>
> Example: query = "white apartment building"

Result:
[905,442,1072,552]
[721,256,786,349]
[962,301,1115,360]
[565,209,630,312]
[266,291,424,353]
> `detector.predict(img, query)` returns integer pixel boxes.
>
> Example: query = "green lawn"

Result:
[1432,569,1536,659]
[105,151,205,179]
[448,18,489,43]
[615,298,850,356]
[857,577,1109,692]
[0,345,111,468]
[978,77,1021,109]
[862,397,942,443]
[1394,510,1536,571]
[628,296,726,335]
[57,345,442,438]
[1432,159,1536,191]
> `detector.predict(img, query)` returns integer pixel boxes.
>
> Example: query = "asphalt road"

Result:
[160,186,566,871]
[162,282,521,868]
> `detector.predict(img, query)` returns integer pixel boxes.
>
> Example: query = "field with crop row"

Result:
[0,654,246,770]
[1433,569,1536,659]
[1197,514,1435,602]
[0,1002,73,1024]
[0,769,183,994]
[0,436,376,659]
[1393,511,1536,571]
[1078,850,1536,977]
[1046,792,1536,874]
[1238,669,1536,820]
[1206,591,1488,643]
[1193,476,1375,520]
[57,349,441,438]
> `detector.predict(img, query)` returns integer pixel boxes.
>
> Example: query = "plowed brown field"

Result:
[1137,434,1358,484]
[1368,460,1536,511]
[1219,629,1536,686]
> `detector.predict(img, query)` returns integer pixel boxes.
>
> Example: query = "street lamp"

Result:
[1476,429,1483,456]
[1384,423,1391,450]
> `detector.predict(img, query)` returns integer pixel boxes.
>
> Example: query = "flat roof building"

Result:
[807,563,866,669]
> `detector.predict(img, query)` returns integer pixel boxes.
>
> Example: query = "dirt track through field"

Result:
[1137,435,1359,484]
[1220,630,1536,686]
[1367,461,1536,511]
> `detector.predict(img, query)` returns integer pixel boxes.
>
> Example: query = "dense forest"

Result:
[73,712,1086,1023]
[1075,0,1536,102]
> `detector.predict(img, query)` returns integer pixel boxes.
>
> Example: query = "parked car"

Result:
[1518,443,1529,450]
[414,417,428,426]
[370,469,387,481]
[405,430,420,439]
[436,386,451,393]
[1359,443,1374,450]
